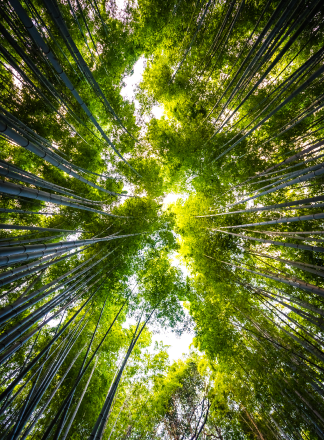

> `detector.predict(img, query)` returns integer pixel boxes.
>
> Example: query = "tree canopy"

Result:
[0,0,324,439]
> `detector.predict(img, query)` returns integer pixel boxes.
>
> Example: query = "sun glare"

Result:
[162,192,188,209]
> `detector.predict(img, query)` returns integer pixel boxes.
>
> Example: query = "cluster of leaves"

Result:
[1,0,324,439]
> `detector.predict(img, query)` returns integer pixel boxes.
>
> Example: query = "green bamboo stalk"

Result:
[61,357,98,440]
[0,246,87,282]
[0,116,133,197]
[246,250,324,278]
[211,228,324,253]
[196,195,324,217]
[8,0,141,176]
[38,300,127,440]
[45,0,138,142]
[0,224,80,232]
[0,180,129,217]
[219,212,324,229]
[220,258,324,297]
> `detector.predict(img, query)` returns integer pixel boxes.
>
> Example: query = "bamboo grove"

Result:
[0,0,324,438]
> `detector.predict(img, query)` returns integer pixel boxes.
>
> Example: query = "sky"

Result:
[119,46,192,363]
[126,311,194,363]
[151,328,194,362]
[122,194,193,363]
[123,246,193,363]
[153,192,192,362]
[151,248,193,363]
[120,56,164,119]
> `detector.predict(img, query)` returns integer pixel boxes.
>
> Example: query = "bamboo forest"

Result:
[1,0,324,438]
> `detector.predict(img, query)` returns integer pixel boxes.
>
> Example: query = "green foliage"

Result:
[1,0,324,439]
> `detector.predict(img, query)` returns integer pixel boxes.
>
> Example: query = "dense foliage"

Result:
[0,0,324,439]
